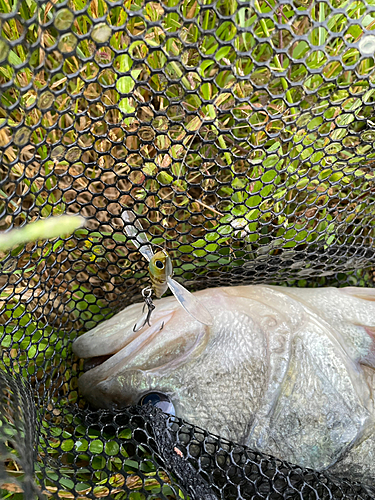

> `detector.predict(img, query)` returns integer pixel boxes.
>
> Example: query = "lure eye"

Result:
[139,392,175,416]
[155,260,164,269]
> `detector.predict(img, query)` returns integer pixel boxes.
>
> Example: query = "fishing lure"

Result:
[122,210,213,330]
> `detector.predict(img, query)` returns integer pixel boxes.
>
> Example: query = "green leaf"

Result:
[214,45,232,61]
[119,97,135,114]
[262,170,277,183]
[8,50,23,66]
[0,216,85,251]
[246,195,261,208]
[179,245,193,253]
[117,76,135,93]
[89,439,104,454]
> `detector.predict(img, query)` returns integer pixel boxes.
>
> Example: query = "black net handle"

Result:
[136,404,218,500]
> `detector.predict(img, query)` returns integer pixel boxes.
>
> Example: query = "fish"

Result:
[121,210,212,329]
[73,284,375,485]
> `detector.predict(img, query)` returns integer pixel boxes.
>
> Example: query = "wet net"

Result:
[1,0,375,497]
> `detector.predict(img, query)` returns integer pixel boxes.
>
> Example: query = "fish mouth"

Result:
[78,308,209,383]
[76,309,210,410]
[83,354,114,372]
[83,324,208,375]
[80,315,170,373]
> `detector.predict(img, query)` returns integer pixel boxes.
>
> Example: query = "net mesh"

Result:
[1,0,375,497]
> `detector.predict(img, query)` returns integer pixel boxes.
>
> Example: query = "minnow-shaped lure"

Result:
[121,210,212,330]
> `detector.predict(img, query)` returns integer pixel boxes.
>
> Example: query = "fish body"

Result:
[73,285,375,485]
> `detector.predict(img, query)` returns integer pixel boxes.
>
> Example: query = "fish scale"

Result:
[73,284,375,487]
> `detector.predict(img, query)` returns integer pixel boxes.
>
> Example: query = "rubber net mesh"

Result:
[1,0,375,497]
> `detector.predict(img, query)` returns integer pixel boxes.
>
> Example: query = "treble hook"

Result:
[133,286,155,332]
[142,286,155,326]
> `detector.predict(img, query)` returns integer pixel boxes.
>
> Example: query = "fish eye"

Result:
[139,392,175,416]
[155,260,164,269]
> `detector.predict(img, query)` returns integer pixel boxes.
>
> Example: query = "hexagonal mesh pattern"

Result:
[1,0,375,497]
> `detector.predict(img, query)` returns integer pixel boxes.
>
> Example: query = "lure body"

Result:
[121,210,212,326]
[149,251,170,298]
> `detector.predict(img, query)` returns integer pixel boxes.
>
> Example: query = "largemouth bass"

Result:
[73,285,375,484]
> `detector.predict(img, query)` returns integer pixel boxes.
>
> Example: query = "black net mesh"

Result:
[1,0,375,497]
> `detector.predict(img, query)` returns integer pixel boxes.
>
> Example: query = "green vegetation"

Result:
[0,216,84,251]
[1,0,375,286]
[1,0,375,496]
